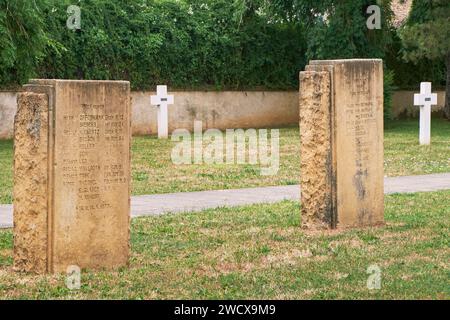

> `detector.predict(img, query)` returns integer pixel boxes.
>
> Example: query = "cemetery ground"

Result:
[0,119,449,204]
[0,190,448,299]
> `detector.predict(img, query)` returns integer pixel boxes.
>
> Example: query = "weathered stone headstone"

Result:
[299,59,384,229]
[14,80,131,273]
[414,82,437,145]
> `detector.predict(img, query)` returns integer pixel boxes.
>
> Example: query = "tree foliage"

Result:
[0,0,47,87]
[270,0,395,60]
[271,0,396,119]
[0,0,445,120]
[399,0,450,119]
[399,0,450,62]
[37,0,306,90]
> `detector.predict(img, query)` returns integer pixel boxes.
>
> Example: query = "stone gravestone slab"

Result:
[299,59,384,229]
[14,80,131,273]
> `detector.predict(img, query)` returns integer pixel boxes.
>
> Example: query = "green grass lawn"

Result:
[384,119,450,176]
[0,191,448,299]
[0,139,12,204]
[0,119,449,204]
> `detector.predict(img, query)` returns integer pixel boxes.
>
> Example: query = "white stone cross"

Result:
[414,82,437,145]
[151,85,174,139]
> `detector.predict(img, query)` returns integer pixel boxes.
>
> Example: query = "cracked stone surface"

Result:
[299,71,333,229]
[13,92,49,274]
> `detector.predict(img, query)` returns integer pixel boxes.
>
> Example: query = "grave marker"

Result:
[300,59,384,229]
[14,80,131,273]
[151,85,174,139]
[414,82,437,145]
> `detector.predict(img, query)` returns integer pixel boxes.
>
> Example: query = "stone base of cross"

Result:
[151,85,174,139]
[414,82,437,145]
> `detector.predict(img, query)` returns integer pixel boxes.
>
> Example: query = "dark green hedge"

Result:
[0,0,444,93]
[36,0,307,90]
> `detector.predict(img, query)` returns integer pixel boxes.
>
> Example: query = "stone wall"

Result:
[1,90,296,138]
[0,91,18,139]
[392,90,446,118]
[0,89,446,139]
[131,91,299,135]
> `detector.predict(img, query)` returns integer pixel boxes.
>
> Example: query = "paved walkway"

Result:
[1,173,449,228]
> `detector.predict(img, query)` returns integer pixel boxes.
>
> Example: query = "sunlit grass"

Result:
[0,140,13,204]
[0,191,448,299]
[384,118,450,176]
